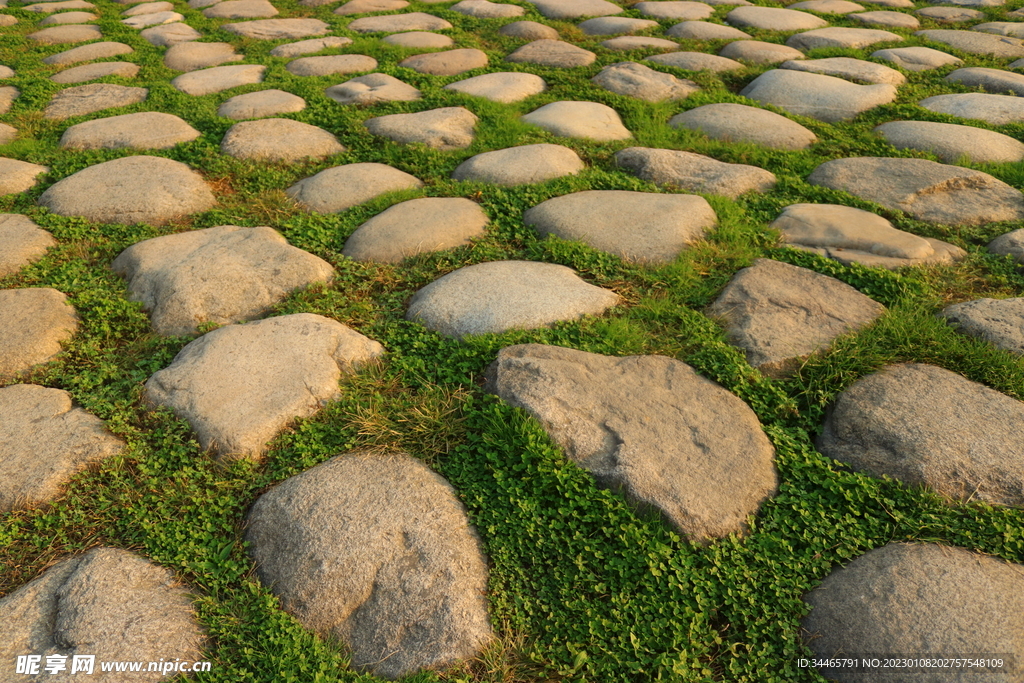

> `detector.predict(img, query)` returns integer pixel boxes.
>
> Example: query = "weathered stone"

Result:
[592,61,698,101]
[646,51,745,72]
[0,288,78,380]
[521,100,630,140]
[347,12,451,32]
[671,103,817,150]
[399,49,488,75]
[452,144,582,185]
[43,83,146,119]
[0,158,48,195]
[122,10,182,27]
[38,10,97,24]
[122,1,171,15]
[0,67,12,80]
[218,89,306,119]
[326,73,421,104]
[444,71,546,103]
[451,0,524,16]
[505,39,596,67]
[786,27,902,51]
[942,297,1024,356]
[60,111,200,150]
[719,40,806,65]
[146,314,383,458]
[269,36,352,57]
[0,86,16,115]
[739,69,897,122]
[164,41,242,71]
[578,16,658,34]
[498,20,558,39]
[850,9,917,28]
[875,47,962,74]
[989,228,1024,264]
[287,162,423,213]
[915,28,1024,58]
[636,1,713,19]
[727,5,827,30]
[789,0,864,13]
[666,20,751,39]
[919,92,1024,124]
[527,0,623,18]
[601,36,680,49]
[23,0,95,12]
[203,0,278,17]
[27,24,102,43]
[915,5,981,21]
[875,120,1024,164]
[365,107,477,150]
[0,214,55,277]
[0,12,14,24]
[382,31,453,47]
[221,119,343,162]
[140,22,202,46]
[223,18,330,39]
[286,54,377,76]
[245,453,492,679]
[946,66,1024,96]
[973,21,1024,38]
[171,64,265,95]
[0,123,14,145]
[51,61,140,84]
[343,197,488,263]
[615,146,776,198]
[42,41,132,66]
[780,56,905,85]
[333,0,407,14]
[485,344,777,542]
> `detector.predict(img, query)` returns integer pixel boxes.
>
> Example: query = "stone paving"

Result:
[2,0,1024,675]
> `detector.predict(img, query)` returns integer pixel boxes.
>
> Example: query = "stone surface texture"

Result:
[941,297,1024,356]
[615,146,776,198]
[343,197,488,263]
[0,214,55,277]
[0,288,79,380]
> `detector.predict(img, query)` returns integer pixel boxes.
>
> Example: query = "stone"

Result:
[44,83,146,120]
[521,101,630,141]
[708,259,885,375]
[817,363,1024,505]
[0,288,78,380]
[871,46,961,71]
[122,11,185,28]
[221,119,343,162]
[444,72,546,103]
[114,226,335,337]
[42,41,132,65]
[0,123,14,145]
[671,103,817,150]
[646,51,745,71]
[287,162,423,213]
[286,54,377,76]
[740,69,897,122]
[615,147,776,198]
[726,6,827,30]
[333,0,408,13]
[802,543,1024,683]
[850,9,917,28]
[399,48,488,75]
[38,11,98,24]
[59,111,200,150]
[164,42,242,71]
[347,12,452,32]
[141,22,202,45]
[0,67,12,79]
[498,20,558,39]
[859,0,911,6]
[786,27,902,51]
[23,0,95,11]
[485,344,777,542]
[636,1,714,19]
[245,453,492,679]
[452,144,583,185]
[789,0,864,13]
[146,314,383,458]
[973,21,1024,38]
[525,190,716,263]
[0,548,204,670]
[0,158,48,195]
[382,31,453,47]
[505,39,596,67]
[218,89,306,118]
[171,64,265,95]
[406,260,620,338]
[0,13,13,24]
[719,41,806,65]
[527,0,623,18]
[914,29,1024,58]
[269,36,353,57]
[915,5,982,21]
[0,86,16,115]
[223,18,330,39]
[942,297,1024,356]
[578,16,659,34]
[919,92,1024,124]
[666,21,751,40]
[601,36,680,49]
[450,0,524,16]
[326,73,421,105]
[51,62,140,83]
[592,61,698,101]
[203,0,278,17]
[771,203,965,269]
[0,214,55,276]
[344,197,488,263]
[38,155,215,225]
[0,384,124,512]
[780,57,905,85]
[807,157,1024,225]
[946,66,1024,96]
[122,1,172,15]
[875,120,1024,164]
[27,24,101,43]
[365,107,477,150]
[989,228,1024,264]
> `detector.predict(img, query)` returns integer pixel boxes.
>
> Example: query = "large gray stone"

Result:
[941,297,1024,356]
[499,20,558,40]
[221,119,343,161]
[245,453,492,679]
[27,24,102,43]
[667,20,751,40]
[0,288,78,381]
[849,9,917,28]
[780,56,905,85]
[527,0,623,18]
[670,103,817,150]
[971,21,1024,37]
[333,0,408,14]
[636,1,714,19]
[915,5,982,21]
[202,0,278,17]
[23,0,95,12]
[615,147,776,198]
[347,12,451,32]
[399,48,488,76]
[786,26,902,51]
[915,28,1024,58]
[326,73,421,105]
[0,158,48,195]
[382,31,453,48]
[577,16,658,34]
[218,89,306,119]
[121,10,183,28]
[38,11,98,24]
[726,5,827,30]
[43,83,147,120]
[719,40,806,65]
[444,72,546,103]
[343,197,489,263]
[59,111,200,150]
[521,101,631,141]
[286,54,377,76]
[919,92,1024,125]
[145,313,384,459]
[140,22,201,46]
[789,0,865,12]
[406,260,620,338]
[484,344,778,543]
[601,36,680,50]
[171,64,265,95]
[365,107,477,150]
[739,69,897,123]
[268,36,353,57]
[0,214,55,277]
[452,144,583,185]
[288,163,423,213]
[42,41,133,66]
[591,61,699,102]
[38,155,215,225]
[989,228,1024,264]
[645,51,745,72]
[164,41,242,71]
[112,225,335,336]
[875,120,1024,164]
[51,62,141,84]
[946,66,1024,96]
[451,0,524,16]
[223,18,330,39]
[505,39,596,67]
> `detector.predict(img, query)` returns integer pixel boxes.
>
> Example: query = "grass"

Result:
[1,0,1023,679]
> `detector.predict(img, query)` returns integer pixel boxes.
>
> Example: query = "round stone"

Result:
[347,12,452,33]
[59,111,200,150]
[285,54,377,76]
[577,16,659,35]
[452,144,583,185]
[780,56,905,85]
[43,83,147,120]
[450,0,524,16]
[498,20,558,39]
[505,39,596,67]
[164,42,242,71]
[635,1,714,19]
[871,45,962,71]
[223,18,330,39]
[850,10,918,28]
[600,36,680,50]
[287,162,423,214]
[42,41,132,66]
[50,62,140,84]
[666,20,751,40]
[645,51,745,72]
[875,120,1024,164]
[0,288,79,380]
[220,119,344,162]
[739,69,897,122]
[0,214,55,277]
[786,27,903,51]
[27,24,102,44]
[381,31,453,47]
[444,72,546,103]
[171,64,265,96]
[325,73,421,105]
[919,92,1024,125]
[399,48,488,76]
[218,89,306,119]
[726,5,828,30]
[343,197,489,263]
[521,100,631,141]
[268,36,353,57]
[942,297,1024,356]
[719,41,806,65]
[592,61,698,102]
[364,107,477,150]
[0,158,49,195]
[671,103,817,150]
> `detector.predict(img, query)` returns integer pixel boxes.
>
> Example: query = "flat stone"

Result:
[223,18,330,39]
[407,261,620,338]
[286,54,377,76]
[51,61,140,83]
[521,100,630,140]
[268,36,353,57]
[787,26,901,51]
[451,0,524,16]
[145,313,383,458]
[218,89,306,118]
[347,12,452,32]
[859,0,912,6]
[287,162,423,213]
[780,56,905,85]
[933,0,1003,5]
[578,16,659,34]
[399,48,487,75]
[525,190,716,263]
[171,64,265,95]
[739,69,897,122]
[817,363,1024,505]
[0,214,55,277]
[601,36,680,49]
[671,103,817,150]
[915,5,982,21]
[0,158,48,194]
[591,61,698,101]
[719,41,806,65]
[365,107,477,150]
[0,67,12,79]
[38,155,215,225]
[38,11,98,24]
[505,39,596,67]
[915,29,1024,58]
[122,1,171,15]
[452,143,583,185]
[989,228,1024,264]
[636,1,714,19]
[122,11,185,28]
[771,203,965,269]
[0,13,13,25]
[973,21,1024,38]
[527,0,623,18]
[498,20,558,39]
[870,45,961,71]
[23,0,95,11]
[59,111,199,151]
[44,84,146,119]
[27,24,102,44]
[245,454,492,679]
[0,86,17,115]
[343,197,488,263]
[444,71,546,103]
[326,73,421,104]
[189,0,220,7]
[221,119,343,161]
[851,9,918,28]
[646,50,745,71]
[382,31,453,47]
[0,384,124,512]
[946,66,1024,96]
[726,6,827,30]
[164,42,242,71]
[0,288,78,380]
[43,42,131,66]
[789,0,864,13]
[0,123,14,144]
[485,344,777,543]
[803,543,1024,683]
[333,0,408,14]
[203,0,278,17]
[140,22,202,45]
[615,146,776,198]
[807,157,1024,225]
[919,92,1024,124]
[876,120,1024,164]
[666,21,751,40]
[942,297,1024,355]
